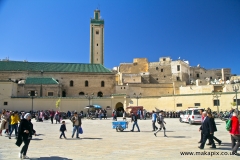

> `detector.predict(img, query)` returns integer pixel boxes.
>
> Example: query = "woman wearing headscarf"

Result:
[16,113,35,159]
[0,109,9,136]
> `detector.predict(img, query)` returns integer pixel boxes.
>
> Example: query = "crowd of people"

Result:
[0,107,240,158]
[197,108,240,155]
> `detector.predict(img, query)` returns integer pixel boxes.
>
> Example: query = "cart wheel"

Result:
[120,129,123,132]
[116,127,119,132]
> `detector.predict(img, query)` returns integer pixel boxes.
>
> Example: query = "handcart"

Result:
[112,121,128,132]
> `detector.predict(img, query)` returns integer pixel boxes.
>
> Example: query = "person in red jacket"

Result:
[229,112,240,155]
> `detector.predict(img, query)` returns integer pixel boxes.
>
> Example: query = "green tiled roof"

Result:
[25,77,59,85]
[0,61,112,73]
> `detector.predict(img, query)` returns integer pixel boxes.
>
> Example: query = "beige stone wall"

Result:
[128,93,238,112]
[119,58,148,74]
[20,84,60,97]
[190,67,231,82]
[180,85,214,94]
[122,73,142,84]
[148,62,172,83]
[1,91,239,114]
[0,72,116,97]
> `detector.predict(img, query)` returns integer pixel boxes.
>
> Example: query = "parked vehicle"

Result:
[179,108,203,125]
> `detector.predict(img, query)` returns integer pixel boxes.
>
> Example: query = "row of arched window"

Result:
[69,80,105,87]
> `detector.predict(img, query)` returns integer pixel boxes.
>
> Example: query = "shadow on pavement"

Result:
[219,143,232,146]
[140,131,175,132]
[30,156,72,160]
[31,138,43,141]
[166,136,191,138]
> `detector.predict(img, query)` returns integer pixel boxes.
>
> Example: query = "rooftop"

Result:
[25,77,59,85]
[0,61,112,73]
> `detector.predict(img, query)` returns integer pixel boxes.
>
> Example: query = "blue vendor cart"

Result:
[112,121,128,132]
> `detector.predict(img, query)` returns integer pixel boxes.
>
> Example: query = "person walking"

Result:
[198,111,214,149]
[206,112,222,146]
[130,112,140,132]
[154,111,167,137]
[103,109,107,119]
[198,109,204,143]
[71,112,82,138]
[0,109,9,136]
[229,112,240,155]
[59,121,67,139]
[50,110,55,124]
[55,111,60,124]
[152,111,158,131]
[143,109,146,120]
[9,111,20,139]
[16,113,35,159]
[99,110,102,120]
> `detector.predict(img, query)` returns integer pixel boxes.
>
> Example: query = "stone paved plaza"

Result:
[0,117,239,160]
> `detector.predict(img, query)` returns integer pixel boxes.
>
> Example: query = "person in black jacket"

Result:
[207,112,222,146]
[198,111,214,149]
[130,112,140,132]
[60,121,67,139]
[16,113,34,159]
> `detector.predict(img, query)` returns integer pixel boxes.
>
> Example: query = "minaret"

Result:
[90,9,104,65]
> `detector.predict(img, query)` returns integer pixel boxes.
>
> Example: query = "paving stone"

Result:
[0,118,238,159]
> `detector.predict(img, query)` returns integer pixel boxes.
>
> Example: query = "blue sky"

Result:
[0,0,239,74]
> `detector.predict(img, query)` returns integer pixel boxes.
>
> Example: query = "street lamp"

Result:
[212,91,221,114]
[28,91,38,115]
[232,84,239,115]
[85,93,94,106]
[133,93,141,107]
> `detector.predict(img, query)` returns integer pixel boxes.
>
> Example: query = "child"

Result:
[59,121,67,139]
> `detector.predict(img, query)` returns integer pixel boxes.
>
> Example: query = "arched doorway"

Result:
[97,91,103,97]
[115,102,124,117]
[62,91,66,97]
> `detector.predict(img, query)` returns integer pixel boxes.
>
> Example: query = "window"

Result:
[121,87,122,89]
[210,77,212,79]
[97,43,98,46]
[96,30,99,34]
[177,65,180,71]
[226,77,230,80]
[30,91,35,96]
[48,92,53,96]
[85,81,89,87]
[156,67,158,70]
[124,87,125,89]
[176,103,182,107]
[194,110,201,115]
[101,81,105,87]
[164,76,166,78]
[97,52,98,54]
[163,58,166,61]
[233,99,240,104]
[70,80,74,87]
[176,77,180,81]
[197,74,200,78]
[195,103,200,107]
[156,78,158,80]
[97,58,98,61]
[79,92,84,96]
[213,100,220,106]
[190,74,192,76]
[4,102,8,105]
[97,91,103,97]
[161,69,163,72]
